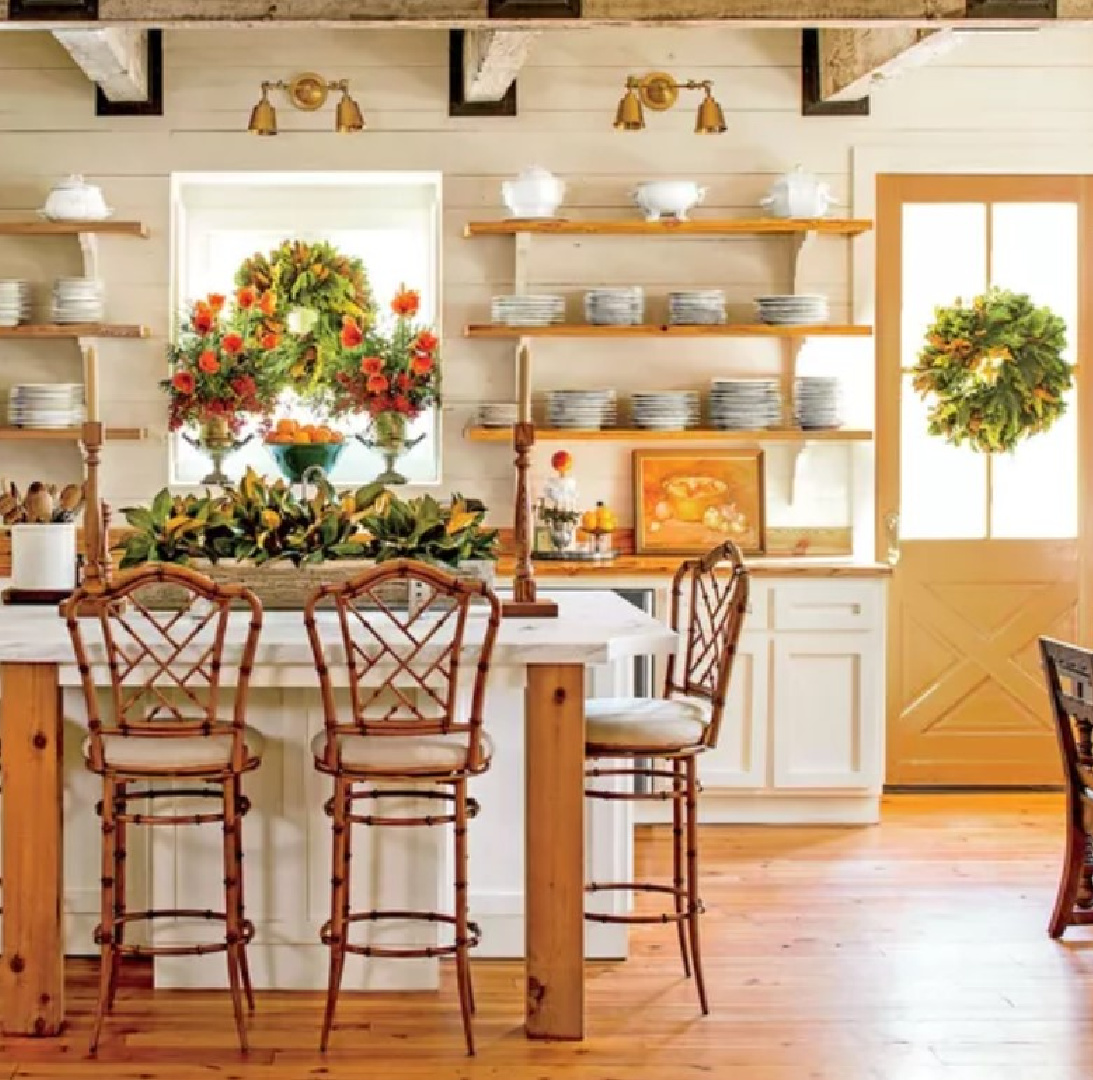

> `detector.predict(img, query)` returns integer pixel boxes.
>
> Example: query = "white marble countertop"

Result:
[0,588,676,670]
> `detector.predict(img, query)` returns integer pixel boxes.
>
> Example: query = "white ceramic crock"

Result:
[11,522,77,592]
[631,180,706,222]
[40,175,113,222]
[502,166,565,219]
[760,166,840,219]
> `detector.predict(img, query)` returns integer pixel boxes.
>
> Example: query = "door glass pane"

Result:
[900,203,988,539]
[989,202,1079,539]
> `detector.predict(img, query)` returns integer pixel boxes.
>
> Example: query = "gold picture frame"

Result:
[633,448,765,556]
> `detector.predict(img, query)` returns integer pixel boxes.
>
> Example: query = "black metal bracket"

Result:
[95,29,163,117]
[449,29,517,118]
[488,0,580,16]
[800,28,870,118]
[9,0,97,16]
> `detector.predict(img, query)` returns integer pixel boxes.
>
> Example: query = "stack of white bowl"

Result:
[755,294,828,326]
[491,294,565,327]
[795,377,841,429]
[545,389,617,430]
[630,390,701,431]
[51,277,104,324]
[709,379,782,430]
[477,402,520,428]
[584,287,644,326]
[8,383,85,429]
[668,290,726,325]
[0,280,32,327]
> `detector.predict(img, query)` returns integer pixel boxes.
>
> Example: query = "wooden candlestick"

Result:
[80,419,105,594]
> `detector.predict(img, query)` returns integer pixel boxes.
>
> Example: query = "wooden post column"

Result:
[1,662,65,1036]
[525,661,585,1040]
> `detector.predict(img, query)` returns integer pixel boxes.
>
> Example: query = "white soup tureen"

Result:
[502,166,565,219]
[632,180,706,222]
[40,175,113,222]
[760,166,839,219]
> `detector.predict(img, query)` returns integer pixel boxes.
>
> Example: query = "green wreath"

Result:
[234,239,376,399]
[911,287,1071,454]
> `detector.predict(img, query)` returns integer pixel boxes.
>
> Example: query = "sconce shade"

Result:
[614,88,645,131]
[695,92,726,134]
[335,89,365,133]
[248,89,277,136]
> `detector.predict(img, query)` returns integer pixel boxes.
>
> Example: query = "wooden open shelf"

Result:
[0,221,149,237]
[466,426,872,443]
[464,218,873,238]
[466,323,872,340]
[0,323,150,339]
[0,426,146,442]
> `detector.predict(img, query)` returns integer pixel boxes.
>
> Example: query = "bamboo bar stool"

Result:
[304,560,501,1055]
[1040,637,1093,937]
[62,564,265,1054]
[585,540,749,1013]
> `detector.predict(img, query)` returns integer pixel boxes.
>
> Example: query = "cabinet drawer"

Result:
[771,582,880,631]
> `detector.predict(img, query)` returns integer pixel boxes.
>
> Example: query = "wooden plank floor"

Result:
[2,793,1092,1079]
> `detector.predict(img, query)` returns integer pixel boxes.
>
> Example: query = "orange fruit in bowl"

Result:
[551,450,573,475]
[295,431,312,444]
[331,431,345,444]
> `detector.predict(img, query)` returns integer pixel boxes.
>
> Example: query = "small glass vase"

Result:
[356,412,425,485]
[183,415,252,486]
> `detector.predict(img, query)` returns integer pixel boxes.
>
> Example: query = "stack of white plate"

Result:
[709,379,782,430]
[491,294,565,327]
[545,389,617,430]
[8,383,85,429]
[755,294,828,326]
[668,290,726,325]
[584,287,644,326]
[51,277,104,324]
[631,390,701,431]
[795,376,841,429]
[477,402,520,428]
[0,280,32,328]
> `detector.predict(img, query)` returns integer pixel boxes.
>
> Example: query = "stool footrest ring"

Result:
[320,910,481,958]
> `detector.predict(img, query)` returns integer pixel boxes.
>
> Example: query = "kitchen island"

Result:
[0,589,676,1041]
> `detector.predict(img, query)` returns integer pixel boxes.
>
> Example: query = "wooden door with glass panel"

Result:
[877,175,1084,786]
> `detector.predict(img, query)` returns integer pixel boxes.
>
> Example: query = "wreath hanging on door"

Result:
[911,287,1072,454]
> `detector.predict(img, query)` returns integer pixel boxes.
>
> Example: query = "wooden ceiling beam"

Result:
[52,26,148,100]
[817,27,962,102]
[460,28,538,102]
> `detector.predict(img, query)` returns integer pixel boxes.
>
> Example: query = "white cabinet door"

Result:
[771,633,881,789]
[700,632,768,788]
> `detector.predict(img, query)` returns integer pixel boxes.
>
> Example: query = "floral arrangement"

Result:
[234,240,375,396]
[163,292,284,433]
[326,286,441,422]
[911,288,1071,453]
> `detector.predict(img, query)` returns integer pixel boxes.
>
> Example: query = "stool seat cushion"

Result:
[311,730,493,774]
[83,726,265,771]
[585,697,707,751]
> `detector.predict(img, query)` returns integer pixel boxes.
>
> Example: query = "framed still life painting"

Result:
[633,448,765,556]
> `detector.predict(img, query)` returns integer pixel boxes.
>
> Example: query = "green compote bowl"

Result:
[267,441,346,484]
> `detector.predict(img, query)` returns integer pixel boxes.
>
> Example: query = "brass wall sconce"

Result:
[615,72,726,134]
[248,73,364,135]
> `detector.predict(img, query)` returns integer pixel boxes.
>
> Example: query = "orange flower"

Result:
[259,290,277,316]
[394,395,413,414]
[236,286,257,310]
[360,356,383,376]
[221,332,244,356]
[198,350,220,375]
[207,293,226,313]
[341,318,364,349]
[410,353,434,377]
[172,371,196,394]
[366,374,389,394]
[414,330,438,353]
[192,306,214,335]
[260,331,280,351]
[391,288,420,318]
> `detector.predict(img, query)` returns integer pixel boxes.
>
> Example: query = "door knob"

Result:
[883,510,900,567]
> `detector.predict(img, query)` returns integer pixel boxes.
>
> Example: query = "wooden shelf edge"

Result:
[0,324,150,339]
[0,220,149,237]
[465,426,872,443]
[0,427,146,442]
[465,323,873,339]
[464,218,873,237]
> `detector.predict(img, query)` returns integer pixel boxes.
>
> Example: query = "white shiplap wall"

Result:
[0,25,1089,533]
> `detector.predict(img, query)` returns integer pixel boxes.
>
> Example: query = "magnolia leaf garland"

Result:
[911,288,1072,454]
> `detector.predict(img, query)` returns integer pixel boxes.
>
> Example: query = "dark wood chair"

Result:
[1039,636,1093,937]
[304,559,501,1055]
[585,540,749,1013]
[62,564,265,1053]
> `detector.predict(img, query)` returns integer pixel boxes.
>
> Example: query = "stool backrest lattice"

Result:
[1041,637,1093,803]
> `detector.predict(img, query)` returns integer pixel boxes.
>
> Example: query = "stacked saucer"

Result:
[709,379,782,430]
[0,280,32,327]
[52,277,104,324]
[545,389,617,430]
[755,294,828,326]
[584,287,644,326]
[8,383,85,429]
[631,390,701,431]
[668,290,726,325]
[491,294,565,327]
[477,402,520,428]
[795,376,841,429]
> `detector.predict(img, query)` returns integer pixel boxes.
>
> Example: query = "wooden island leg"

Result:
[525,662,584,1040]
[1,661,65,1036]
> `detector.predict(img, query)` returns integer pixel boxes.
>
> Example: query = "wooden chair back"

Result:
[664,540,750,750]
[1040,636,1093,811]
[304,559,502,773]
[62,563,264,774]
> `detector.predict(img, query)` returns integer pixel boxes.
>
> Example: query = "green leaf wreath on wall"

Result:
[911,287,1072,454]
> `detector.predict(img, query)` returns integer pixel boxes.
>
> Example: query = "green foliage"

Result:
[911,287,1072,453]
[361,493,498,567]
